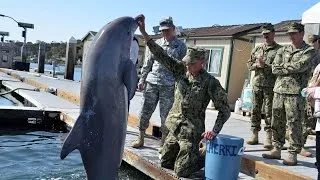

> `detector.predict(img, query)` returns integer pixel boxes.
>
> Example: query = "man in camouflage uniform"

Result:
[300,34,320,157]
[262,22,315,165]
[131,17,187,148]
[136,15,231,178]
[246,24,282,149]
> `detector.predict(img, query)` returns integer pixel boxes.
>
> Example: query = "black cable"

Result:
[0,88,39,96]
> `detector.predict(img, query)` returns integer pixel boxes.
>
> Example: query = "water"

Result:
[29,63,82,81]
[0,89,24,106]
[0,96,17,106]
[0,127,151,180]
[0,128,85,180]
[0,88,151,179]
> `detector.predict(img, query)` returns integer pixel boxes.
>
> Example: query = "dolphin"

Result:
[60,16,139,180]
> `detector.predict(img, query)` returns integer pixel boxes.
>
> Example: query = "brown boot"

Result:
[262,148,281,159]
[263,131,273,149]
[283,152,297,166]
[131,130,145,148]
[246,130,259,145]
[299,147,313,157]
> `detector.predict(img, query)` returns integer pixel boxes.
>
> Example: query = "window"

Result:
[2,55,8,62]
[2,50,9,62]
[201,47,224,76]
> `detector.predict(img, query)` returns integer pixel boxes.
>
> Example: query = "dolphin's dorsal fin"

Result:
[60,115,85,159]
[123,60,138,100]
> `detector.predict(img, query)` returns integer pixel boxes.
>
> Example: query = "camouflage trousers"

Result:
[272,93,304,153]
[250,86,273,132]
[160,125,205,178]
[137,82,175,138]
[302,100,317,145]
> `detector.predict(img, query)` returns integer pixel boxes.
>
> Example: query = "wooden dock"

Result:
[0,68,317,180]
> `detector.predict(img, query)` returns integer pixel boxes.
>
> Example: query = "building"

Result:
[0,43,14,68]
[150,23,267,109]
[81,31,97,64]
[81,20,310,109]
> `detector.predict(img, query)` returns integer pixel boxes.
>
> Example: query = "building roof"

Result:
[248,19,301,35]
[81,31,97,42]
[81,31,144,43]
[150,23,267,39]
[134,34,144,39]
[82,19,300,42]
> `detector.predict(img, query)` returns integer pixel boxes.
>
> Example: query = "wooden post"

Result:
[37,42,45,73]
[64,36,77,80]
[21,28,27,63]
[52,59,57,78]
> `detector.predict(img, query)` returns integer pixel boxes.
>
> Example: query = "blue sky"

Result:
[0,0,318,43]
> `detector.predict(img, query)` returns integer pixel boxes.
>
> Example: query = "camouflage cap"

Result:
[287,22,304,33]
[159,16,174,31]
[261,23,275,34]
[308,34,319,43]
[182,46,207,64]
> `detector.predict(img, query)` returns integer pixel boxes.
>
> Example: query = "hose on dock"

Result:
[0,88,40,96]
[0,79,20,83]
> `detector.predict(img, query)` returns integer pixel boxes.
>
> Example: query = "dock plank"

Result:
[1,80,79,111]
[0,72,20,82]
[0,68,318,180]
[61,110,315,180]
[3,69,81,94]
[0,79,80,127]
[0,106,59,125]
[242,150,316,179]
[1,69,81,105]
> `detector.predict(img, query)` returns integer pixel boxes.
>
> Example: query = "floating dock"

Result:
[0,68,317,180]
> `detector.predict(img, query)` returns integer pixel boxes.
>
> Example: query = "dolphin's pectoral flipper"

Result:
[60,115,85,160]
[123,60,138,100]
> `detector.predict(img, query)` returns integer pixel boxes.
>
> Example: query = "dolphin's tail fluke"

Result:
[60,115,85,160]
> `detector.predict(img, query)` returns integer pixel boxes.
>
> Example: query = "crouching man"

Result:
[136,14,231,177]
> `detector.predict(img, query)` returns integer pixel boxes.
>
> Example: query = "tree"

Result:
[7,40,84,64]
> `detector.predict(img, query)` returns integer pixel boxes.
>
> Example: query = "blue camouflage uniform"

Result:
[137,35,187,139]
